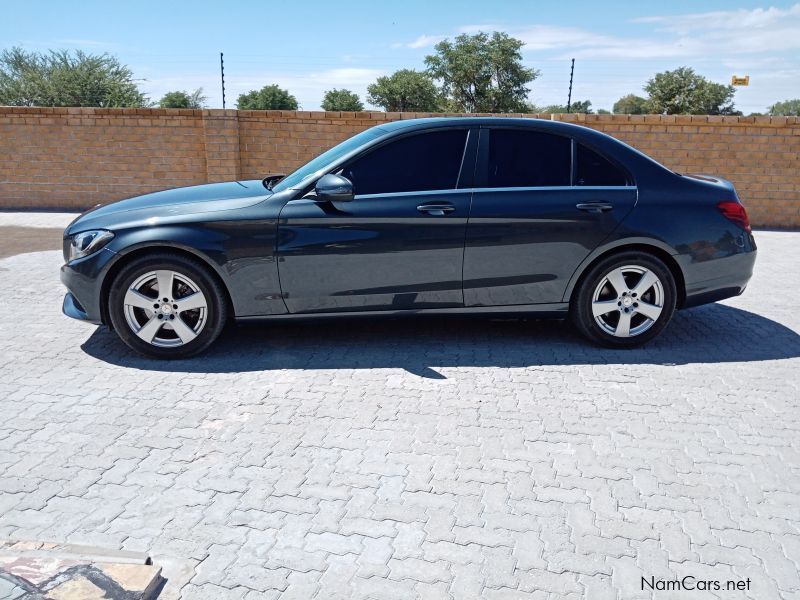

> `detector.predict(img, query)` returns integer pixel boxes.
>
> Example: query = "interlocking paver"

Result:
[0,226,798,598]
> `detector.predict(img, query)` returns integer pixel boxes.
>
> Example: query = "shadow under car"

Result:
[80,303,800,378]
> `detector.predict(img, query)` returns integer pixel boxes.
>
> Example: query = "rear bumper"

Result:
[681,248,757,309]
[60,247,117,324]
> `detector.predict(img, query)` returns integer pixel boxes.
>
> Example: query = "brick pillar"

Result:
[203,109,241,182]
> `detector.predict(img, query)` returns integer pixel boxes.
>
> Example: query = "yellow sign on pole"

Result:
[731,75,750,86]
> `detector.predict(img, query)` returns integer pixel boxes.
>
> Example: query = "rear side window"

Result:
[487,129,571,187]
[342,129,467,196]
[576,144,630,186]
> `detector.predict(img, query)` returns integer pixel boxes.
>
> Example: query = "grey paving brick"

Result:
[304,531,362,555]
[388,556,451,584]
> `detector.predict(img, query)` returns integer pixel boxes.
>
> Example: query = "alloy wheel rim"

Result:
[591,265,664,338]
[123,270,208,347]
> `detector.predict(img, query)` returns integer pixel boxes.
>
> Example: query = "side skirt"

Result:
[235,303,569,323]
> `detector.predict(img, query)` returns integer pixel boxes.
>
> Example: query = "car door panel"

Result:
[464,186,637,306]
[278,190,470,313]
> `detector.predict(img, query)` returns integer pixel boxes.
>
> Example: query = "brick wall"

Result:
[1,107,798,227]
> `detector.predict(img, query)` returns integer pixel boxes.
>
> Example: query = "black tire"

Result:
[108,252,228,359]
[570,251,677,348]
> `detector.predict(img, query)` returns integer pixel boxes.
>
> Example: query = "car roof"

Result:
[376,116,588,135]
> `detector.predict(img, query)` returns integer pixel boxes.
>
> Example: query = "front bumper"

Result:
[62,292,97,323]
[60,247,118,324]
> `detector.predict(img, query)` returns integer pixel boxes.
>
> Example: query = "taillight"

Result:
[717,201,751,232]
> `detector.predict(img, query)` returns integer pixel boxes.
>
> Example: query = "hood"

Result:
[67,180,271,234]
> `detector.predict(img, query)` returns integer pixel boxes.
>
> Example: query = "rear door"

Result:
[464,127,637,306]
[278,127,477,313]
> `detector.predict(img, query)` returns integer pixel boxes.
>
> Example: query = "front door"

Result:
[278,128,476,313]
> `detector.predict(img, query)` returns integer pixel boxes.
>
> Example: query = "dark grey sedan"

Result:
[61,117,756,358]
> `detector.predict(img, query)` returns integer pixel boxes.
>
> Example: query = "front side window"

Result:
[576,144,630,186]
[341,129,468,196]
[487,129,571,188]
[272,128,381,193]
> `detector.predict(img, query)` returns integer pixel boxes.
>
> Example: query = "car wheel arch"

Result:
[564,241,687,309]
[99,244,234,328]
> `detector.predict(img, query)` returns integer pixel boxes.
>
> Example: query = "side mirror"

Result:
[315,174,354,202]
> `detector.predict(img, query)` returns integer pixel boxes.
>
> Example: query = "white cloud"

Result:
[634,4,800,32]
[626,3,800,58]
[446,23,697,59]
[394,34,446,49]
[457,24,499,33]
[56,39,114,48]
[459,23,616,51]
[303,67,385,86]
[17,39,118,52]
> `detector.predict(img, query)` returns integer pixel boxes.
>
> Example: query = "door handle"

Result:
[576,202,613,213]
[417,203,456,216]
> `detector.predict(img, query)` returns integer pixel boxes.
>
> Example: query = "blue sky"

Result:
[3,1,799,113]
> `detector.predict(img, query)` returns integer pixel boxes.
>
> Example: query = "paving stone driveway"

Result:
[0,225,798,599]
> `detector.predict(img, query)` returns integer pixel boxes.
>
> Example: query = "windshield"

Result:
[271,128,382,193]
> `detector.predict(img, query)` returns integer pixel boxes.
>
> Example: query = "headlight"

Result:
[68,230,115,261]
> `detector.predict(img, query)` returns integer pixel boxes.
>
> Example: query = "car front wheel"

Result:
[571,251,677,348]
[108,253,228,358]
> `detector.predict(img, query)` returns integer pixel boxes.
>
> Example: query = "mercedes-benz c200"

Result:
[61,117,756,358]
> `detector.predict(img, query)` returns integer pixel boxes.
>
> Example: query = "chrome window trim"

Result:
[469,185,637,193]
[355,188,474,200]
[352,185,637,200]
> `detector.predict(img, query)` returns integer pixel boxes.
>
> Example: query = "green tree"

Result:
[644,67,738,115]
[321,88,364,111]
[531,100,593,114]
[768,99,800,116]
[159,88,207,109]
[613,94,649,114]
[366,69,441,112]
[596,108,611,114]
[0,47,148,107]
[424,32,539,113]
[236,84,298,110]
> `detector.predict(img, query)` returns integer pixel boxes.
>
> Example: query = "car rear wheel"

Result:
[571,251,676,348]
[108,253,228,358]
